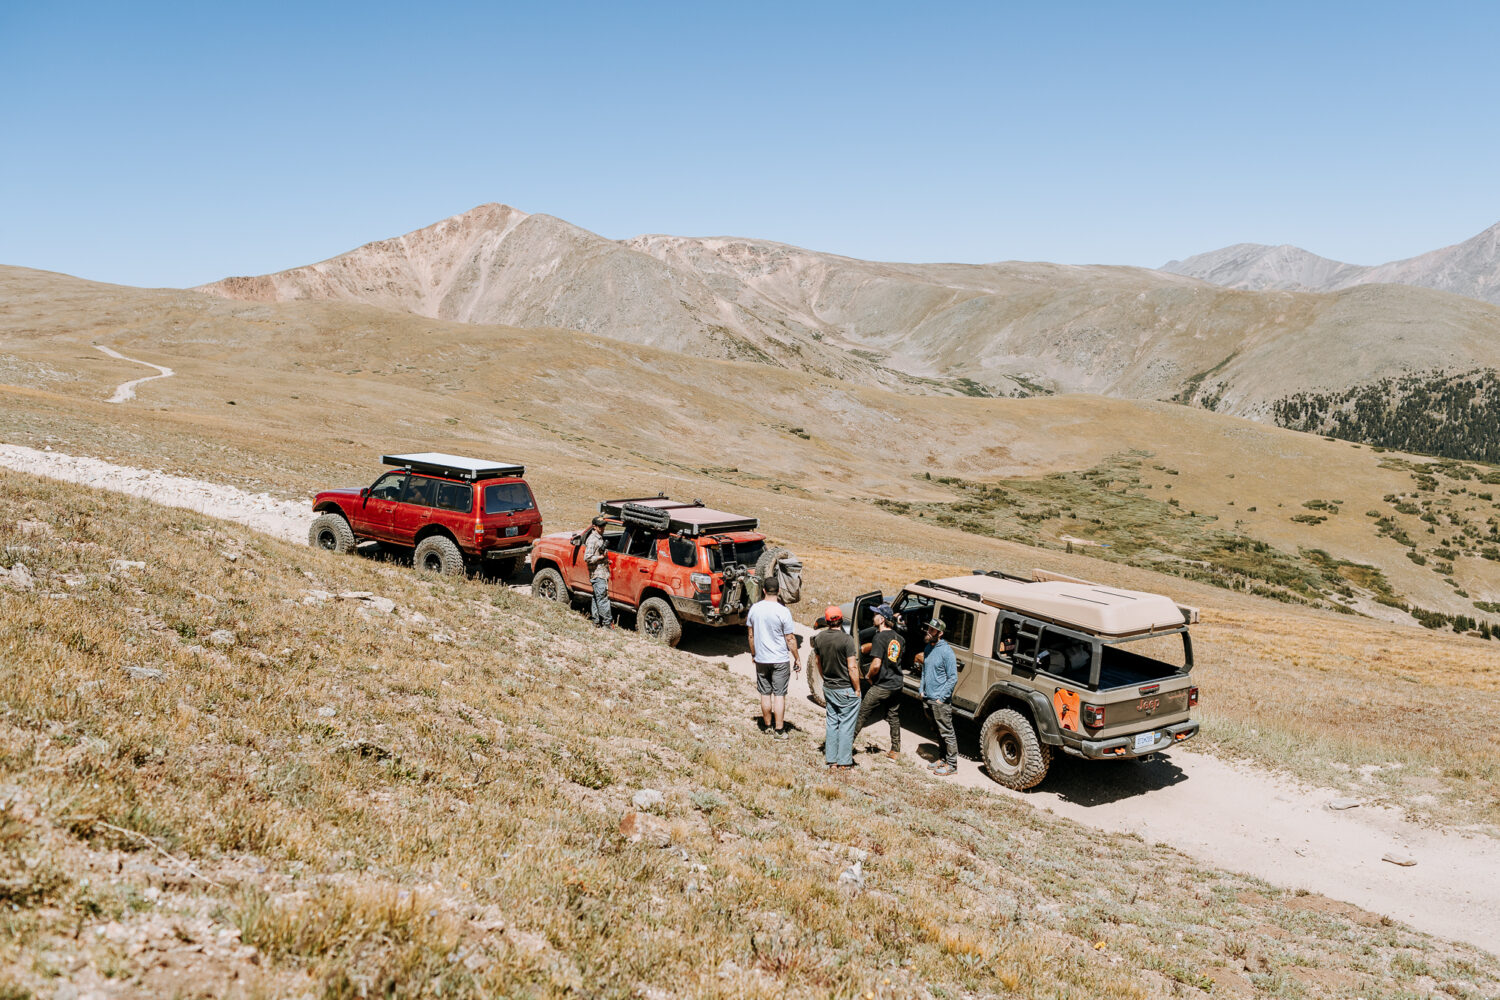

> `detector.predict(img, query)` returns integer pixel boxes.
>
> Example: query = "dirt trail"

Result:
[2,445,1497,955]
[95,344,175,402]
[701,625,1500,956]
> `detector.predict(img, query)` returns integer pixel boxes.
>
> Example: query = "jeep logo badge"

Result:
[1137,697,1161,715]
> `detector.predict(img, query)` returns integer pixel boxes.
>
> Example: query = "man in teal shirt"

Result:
[919,618,959,776]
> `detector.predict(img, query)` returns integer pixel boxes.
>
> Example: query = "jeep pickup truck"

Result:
[846,569,1200,789]
[529,496,796,646]
[309,453,542,578]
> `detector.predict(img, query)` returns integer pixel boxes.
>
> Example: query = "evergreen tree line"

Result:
[1272,369,1500,464]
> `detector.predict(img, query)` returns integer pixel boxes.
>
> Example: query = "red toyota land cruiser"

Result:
[529,496,798,646]
[309,453,542,577]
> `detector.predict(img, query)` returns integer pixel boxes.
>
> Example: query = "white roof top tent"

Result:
[921,571,1197,637]
[381,453,525,481]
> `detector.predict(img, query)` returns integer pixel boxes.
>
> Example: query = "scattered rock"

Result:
[632,788,664,810]
[364,596,396,614]
[61,572,88,588]
[317,706,338,718]
[431,631,455,644]
[303,589,331,605]
[125,666,163,681]
[243,650,271,666]
[206,629,237,648]
[1327,798,1362,811]
[618,811,671,848]
[337,591,374,601]
[219,550,239,562]
[2,562,34,590]
[1382,852,1417,867]
[108,559,145,573]
[837,859,865,892]
[16,519,51,536]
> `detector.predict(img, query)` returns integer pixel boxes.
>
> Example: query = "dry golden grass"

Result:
[2,472,1499,998]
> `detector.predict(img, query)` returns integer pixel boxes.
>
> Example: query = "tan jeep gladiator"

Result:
[847,570,1200,789]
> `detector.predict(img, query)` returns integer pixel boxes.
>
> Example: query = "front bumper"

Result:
[670,595,747,627]
[1061,720,1199,759]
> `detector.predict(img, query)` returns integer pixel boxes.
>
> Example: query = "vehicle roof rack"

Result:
[382,452,525,481]
[598,495,758,537]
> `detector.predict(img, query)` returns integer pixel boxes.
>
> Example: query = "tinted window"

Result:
[484,483,535,514]
[668,535,699,568]
[706,539,765,571]
[434,480,473,512]
[1038,627,1092,684]
[370,472,406,501]
[622,528,658,559]
[403,475,437,508]
[936,605,975,650]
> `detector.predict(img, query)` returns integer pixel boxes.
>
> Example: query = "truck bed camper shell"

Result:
[916,572,1195,638]
[598,496,759,536]
[381,453,525,481]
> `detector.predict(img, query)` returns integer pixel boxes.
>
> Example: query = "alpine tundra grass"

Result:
[2,472,1499,998]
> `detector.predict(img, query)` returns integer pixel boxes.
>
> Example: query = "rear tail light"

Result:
[1082,704,1105,728]
[1188,686,1199,708]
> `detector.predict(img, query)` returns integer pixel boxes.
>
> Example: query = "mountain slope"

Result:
[1164,221,1500,305]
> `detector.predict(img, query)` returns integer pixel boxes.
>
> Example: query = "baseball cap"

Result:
[871,603,894,620]
[823,605,843,623]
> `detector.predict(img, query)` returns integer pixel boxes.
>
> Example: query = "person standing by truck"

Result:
[855,604,905,759]
[919,618,959,776]
[747,578,799,740]
[582,516,612,628]
[811,606,860,769]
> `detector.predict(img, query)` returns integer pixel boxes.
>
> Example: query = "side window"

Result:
[668,535,699,568]
[995,617,1023,659]
[936,604,975,650]
[1038,627,1092,683]
[622,528,658,559]
[434,481,473,513]
[601,523,625,551]
[370,472,406,501]
[403,475,438,508]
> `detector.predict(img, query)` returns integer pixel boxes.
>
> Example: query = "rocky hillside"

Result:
[197,206,1500,435]
[1163,221,1500,305]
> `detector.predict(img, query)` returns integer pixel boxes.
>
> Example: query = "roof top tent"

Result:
[918,574,1191,638]
[381,453,525,481]
[599,496,758,537]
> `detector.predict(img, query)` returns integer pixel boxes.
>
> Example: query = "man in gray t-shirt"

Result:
[746,578,799,739]
[582,516,612,628]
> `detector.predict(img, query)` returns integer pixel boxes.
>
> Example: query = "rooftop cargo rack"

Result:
[382,453,525,481]
[598,495,759,537]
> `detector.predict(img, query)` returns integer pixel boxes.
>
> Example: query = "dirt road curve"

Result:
[94,344,175,403]
[1,444,1496,955]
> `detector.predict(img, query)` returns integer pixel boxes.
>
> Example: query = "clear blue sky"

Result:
[3,1,1498,287]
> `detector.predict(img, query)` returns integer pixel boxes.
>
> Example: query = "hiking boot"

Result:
[885,750,900,761]
[932,762,957,776]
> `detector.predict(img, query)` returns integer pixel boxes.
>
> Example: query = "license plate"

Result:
[1133,731,1157,752]
[505,526,519,537]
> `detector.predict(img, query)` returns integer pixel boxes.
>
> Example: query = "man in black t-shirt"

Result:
[811,606,861,768]
[855,604,906,759]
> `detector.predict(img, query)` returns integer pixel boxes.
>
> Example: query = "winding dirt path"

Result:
[95,344,175,403]
[1,444,1496,955]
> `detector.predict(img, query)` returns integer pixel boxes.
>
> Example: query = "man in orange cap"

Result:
[810,605,860,769]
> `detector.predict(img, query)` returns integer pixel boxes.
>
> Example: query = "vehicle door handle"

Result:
[638,567,648,573]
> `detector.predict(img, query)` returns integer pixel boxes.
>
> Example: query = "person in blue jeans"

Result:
[810,605,860,769]
[581,516,612,627]
[918,618,959,776]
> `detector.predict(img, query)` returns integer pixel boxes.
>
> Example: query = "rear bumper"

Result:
[480,542,533,561]
[1062,720,1199,759]
[670,595,746,627]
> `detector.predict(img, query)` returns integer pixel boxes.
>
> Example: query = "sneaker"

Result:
[927,759,943,770]
[885,750,900,761]
[772,729,789,741]
[932,762,957,776]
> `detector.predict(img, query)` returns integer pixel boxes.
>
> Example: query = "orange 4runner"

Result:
[529,496,800,646]
[309,453,542,577]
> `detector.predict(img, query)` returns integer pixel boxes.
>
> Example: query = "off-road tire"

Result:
[979,708,1052,790]
[532,567,570,604]
[309,513,356,554]
[414,535,465,577]
[806,660,826,708]
[753,546,792,582]
[638,596,683,647]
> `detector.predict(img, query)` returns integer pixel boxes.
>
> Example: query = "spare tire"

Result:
[621,503,671,532]
[753,546,793,582]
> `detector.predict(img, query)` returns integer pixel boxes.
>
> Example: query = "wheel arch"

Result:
[414,523,460,548]
[313,501,351,519]
[978,684,1063,745]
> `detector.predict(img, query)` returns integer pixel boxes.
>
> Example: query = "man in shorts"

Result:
[746,578,799,739]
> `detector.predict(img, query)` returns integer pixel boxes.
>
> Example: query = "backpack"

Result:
[773,555,803,605]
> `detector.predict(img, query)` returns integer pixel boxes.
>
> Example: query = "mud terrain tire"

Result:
[532,567,569,604]
[753,545,792,582]
[414,535,465,577]
[309,513,356,554]
[980,708,1052,790]
[638,596,683,647]
[806,658,826,708]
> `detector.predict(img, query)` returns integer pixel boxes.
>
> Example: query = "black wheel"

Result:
[413,535,465,577]
[309,513,356,553]
[638,596,682,647]
[532,567,570,604]
[979,708,1052,790]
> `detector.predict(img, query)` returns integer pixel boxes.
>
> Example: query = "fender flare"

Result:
[978,683,1064,745]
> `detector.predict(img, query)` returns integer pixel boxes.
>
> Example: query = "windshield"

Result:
[484,482,534,514]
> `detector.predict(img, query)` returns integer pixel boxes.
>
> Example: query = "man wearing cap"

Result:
[810,606,860,768]
[920,617,959,776]
[855,604,905,760]
[747,578,799,739]
[582,516,612,628]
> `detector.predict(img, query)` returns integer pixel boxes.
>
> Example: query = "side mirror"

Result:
[360,487,369,499]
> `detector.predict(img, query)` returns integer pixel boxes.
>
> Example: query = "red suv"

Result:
[528,496,795,646]
[309,453,542,577]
